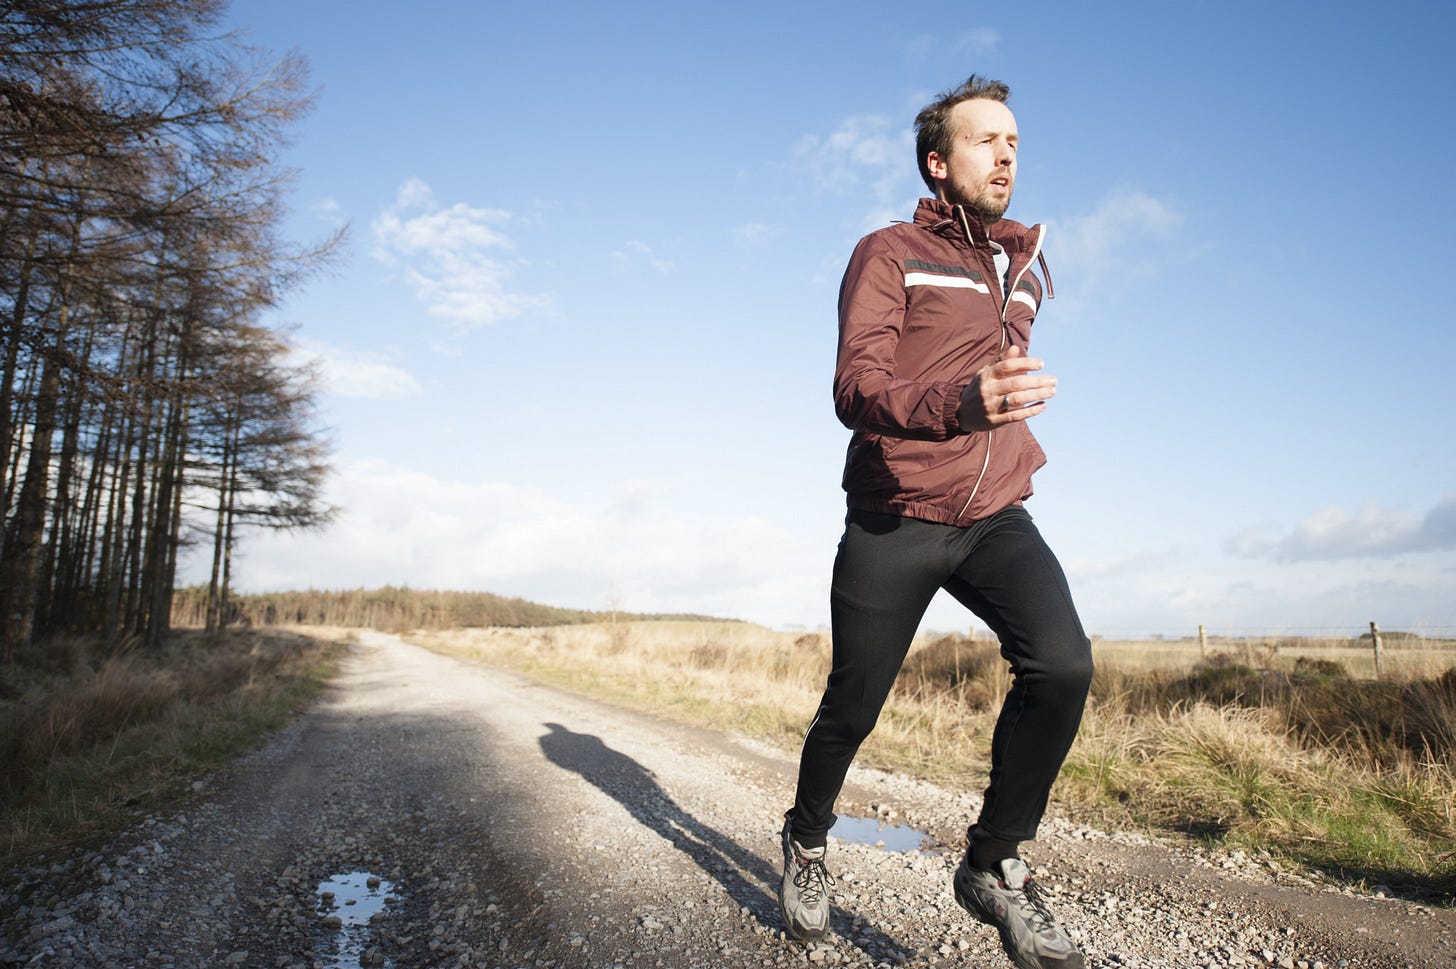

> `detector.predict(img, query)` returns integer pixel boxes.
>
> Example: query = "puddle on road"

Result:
[830,816,937,854]
[315,871,397,969]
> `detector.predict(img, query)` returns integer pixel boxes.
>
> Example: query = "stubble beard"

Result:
[968,192,1010,224]
[968,174,1013,223]
[946,176,1012,224]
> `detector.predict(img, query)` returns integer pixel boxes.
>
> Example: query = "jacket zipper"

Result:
[953,213,1047,524]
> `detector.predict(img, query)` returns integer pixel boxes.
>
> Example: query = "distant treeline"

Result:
[170,586,735,632]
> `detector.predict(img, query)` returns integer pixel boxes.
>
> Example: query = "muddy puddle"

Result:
[830,815,938,853]
[315,871,397,969]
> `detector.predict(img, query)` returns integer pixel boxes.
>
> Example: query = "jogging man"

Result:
[779,75,1094,969]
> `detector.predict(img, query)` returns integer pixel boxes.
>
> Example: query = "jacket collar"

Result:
[912,197,1039,254]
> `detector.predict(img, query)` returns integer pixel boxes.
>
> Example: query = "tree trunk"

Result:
[205,413,235,637]
[0,297,72,659]
[220,431,240,637]
[37,322,97,633]
[145,350,188,648]
[101,408,135,653]
[121,317,158,638]
[0,232,39,558]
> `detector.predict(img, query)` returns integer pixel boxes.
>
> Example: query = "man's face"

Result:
[927,98,1018,221]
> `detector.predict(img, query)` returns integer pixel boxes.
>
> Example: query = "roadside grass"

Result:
[411,622,1456,896]
[0,627,348,866]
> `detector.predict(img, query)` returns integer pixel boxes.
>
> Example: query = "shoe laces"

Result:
[1011,874,1058,933]
[792,851,835,905]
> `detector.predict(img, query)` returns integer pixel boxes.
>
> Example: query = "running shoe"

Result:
[954,855,1084,969]
[779,819,833,941]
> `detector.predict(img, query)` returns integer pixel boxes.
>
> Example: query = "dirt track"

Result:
[4,631,1453,968]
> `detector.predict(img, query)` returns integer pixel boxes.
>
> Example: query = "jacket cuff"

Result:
[944,384,970,434]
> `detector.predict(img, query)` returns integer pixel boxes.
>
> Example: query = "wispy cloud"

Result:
[309,197,346,228]
[612,239,675,273]
[371,178,548,329]
[794,114,916,203]
[792,113,920,236]
[291,338,422,400]
[736,222,784,245]
[1051,191,1183,274]
[1043,190,1190,315]
[904,26,1002,57]
[955,27,1002,54]
[1227,495,1456,561]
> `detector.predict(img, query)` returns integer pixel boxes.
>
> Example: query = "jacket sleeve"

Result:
[833,233,966,441]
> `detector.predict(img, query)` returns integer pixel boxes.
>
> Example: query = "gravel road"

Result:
[3,631,1452,969]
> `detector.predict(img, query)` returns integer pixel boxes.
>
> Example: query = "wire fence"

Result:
[1087,624,1456,641]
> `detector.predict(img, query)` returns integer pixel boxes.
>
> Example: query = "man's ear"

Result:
[926,150,948,183]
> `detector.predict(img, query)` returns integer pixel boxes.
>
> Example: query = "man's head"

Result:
[915,76,1018,222]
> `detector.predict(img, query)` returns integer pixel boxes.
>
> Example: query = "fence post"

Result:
[1370,621,1385,676]
[1198,624,1207,659]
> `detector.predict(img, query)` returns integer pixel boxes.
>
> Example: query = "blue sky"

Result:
[199,0,1456,638]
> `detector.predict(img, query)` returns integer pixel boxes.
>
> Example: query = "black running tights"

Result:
[790,506,1093,848]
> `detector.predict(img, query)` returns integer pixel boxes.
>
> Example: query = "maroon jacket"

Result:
[834,198,1052,525]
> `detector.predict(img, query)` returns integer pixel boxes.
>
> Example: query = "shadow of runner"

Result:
[538,722,913,962]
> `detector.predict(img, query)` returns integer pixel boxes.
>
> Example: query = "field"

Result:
[1091,635,1456,680]
[409,621,1456,895]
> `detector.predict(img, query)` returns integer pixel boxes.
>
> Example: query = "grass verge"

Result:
[409,622,1456,898]
[0,627,348,867]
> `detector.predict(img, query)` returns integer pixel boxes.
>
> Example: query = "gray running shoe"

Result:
[954,856,1084,969]
[779,819,833,941]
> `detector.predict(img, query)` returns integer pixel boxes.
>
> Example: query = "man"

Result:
[779,76,1094,969]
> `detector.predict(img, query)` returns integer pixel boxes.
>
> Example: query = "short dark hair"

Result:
[913,76,1011,194]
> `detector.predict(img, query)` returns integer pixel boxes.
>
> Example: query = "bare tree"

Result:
[0,0,340,660]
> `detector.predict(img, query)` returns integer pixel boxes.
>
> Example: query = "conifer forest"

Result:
[0,1,337,660]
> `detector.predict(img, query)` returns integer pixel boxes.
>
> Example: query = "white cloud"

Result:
[1050,191,1183,275]
[371,178,548,329]
[192,459,830,628]
[291,338,422,401]
[1026,549,1456,639]
[1042,190,1190,317]
[612,239,675,273]
[904,27,1001,57]
[955,27,1002,54]
[1228,495,1456,562]
[736,222,784,245]
[174,458,1456,637]
[794,114,916,207]
[310,197,346,227]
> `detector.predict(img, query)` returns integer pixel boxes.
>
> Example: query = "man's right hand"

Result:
[956,345,1057,432]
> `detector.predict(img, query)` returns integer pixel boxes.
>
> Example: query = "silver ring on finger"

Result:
[1001,394,1011,412]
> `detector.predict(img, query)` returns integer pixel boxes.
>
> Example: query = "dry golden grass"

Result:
[412,621,1456,892]
[410,621,827,749]
[0,627,348,863]
[1093,637,1456,679]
